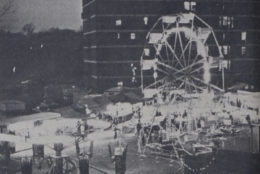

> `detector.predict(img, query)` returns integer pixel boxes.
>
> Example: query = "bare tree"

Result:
[22,23,35,35]
[0,0,15,20]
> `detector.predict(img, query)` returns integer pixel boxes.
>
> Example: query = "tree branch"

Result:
[0,0,14,19]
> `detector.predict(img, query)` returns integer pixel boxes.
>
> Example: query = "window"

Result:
[223,16,228,26]
[223,46,228,55]
[117,81,123,87]
[117,33,120,39]
[222,4,225,11]
[222,33,226,41]
[144,48,150,56]
[219,16,222,27]
[222,45,230,55]
[184,1,190,10]
[130,33,136,40]
[184,1,196,11]
[241,46,246,56]
[230,17,234,28]
[241,32,247,41]
[115,19,122,26]
[144,17,148,25]
[191,1,196,11]
[219,16,234,28]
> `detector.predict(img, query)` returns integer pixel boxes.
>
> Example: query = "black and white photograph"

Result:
[0,0,260,173]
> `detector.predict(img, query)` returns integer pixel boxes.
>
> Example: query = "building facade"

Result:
[82,0,260,92]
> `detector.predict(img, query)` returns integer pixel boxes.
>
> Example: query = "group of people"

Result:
[135,109,208,152]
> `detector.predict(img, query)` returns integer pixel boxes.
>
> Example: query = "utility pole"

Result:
[79,155,89,174]
[21,157,33,174]
[2,141,10,174]
[54,143,64,174]
[222,64,225,91]
[108,142,128,174]
[77,140,93,174]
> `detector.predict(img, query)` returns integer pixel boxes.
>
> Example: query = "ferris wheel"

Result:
[141,13,224,96]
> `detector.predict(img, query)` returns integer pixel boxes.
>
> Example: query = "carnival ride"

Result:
[140,12,225,99]
[0,116,96,174]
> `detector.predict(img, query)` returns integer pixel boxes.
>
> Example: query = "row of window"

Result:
[141,46,248,57]
[221,45,247,56]
[115,17,149,26]
[219,16,234,28]
[116,33,136,40]
[222,31,247,41]
[184,1,258,15]
[114,31,247,43]
[183,1,234,13]
[144,45,248,56]
[115,16,238,29]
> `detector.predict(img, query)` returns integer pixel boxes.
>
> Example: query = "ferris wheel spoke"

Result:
[145,77,167,89]
[190,78,202,93]
[153,45,165,65]
[187,42,192,67]
[161,19,165,32]
[158,81,173,90]
[161,42,171,66]
[157,67,170,75]
[180,78,205,91]
[185,79,194,93]
[184,79,187,92]
[157,74,185,89]
[188,78,193,93]
[174,32,178,52]
[191,54,203,66]
[155,50,164,62]
[191,76,207,86]
[156,60,182,75]
[162,21,171,35]
[190,79,198,93]
[172,75,185,83]
[164,42,172,67]
[191,76,224,92]
[190,65,204,74]
[178,40,192,66]
[161,24,170,64]
[188,19,195,66]
[146,17,163,38]
[174,76,204,91]
[177,31,187,67]
[153,43,171,65]
[177,81,185,90]
[165,40,185,69]
[170,59,204,78]
[191,73,203,82]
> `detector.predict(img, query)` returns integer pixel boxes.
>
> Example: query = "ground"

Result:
[1,103,259,174]
[1,107,182,174]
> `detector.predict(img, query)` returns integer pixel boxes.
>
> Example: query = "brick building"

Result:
[82,0,260,92]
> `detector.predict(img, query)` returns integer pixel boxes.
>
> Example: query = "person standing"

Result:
[136,122,142,136]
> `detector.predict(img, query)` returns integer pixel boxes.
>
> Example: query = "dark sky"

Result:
[1,0,82,32]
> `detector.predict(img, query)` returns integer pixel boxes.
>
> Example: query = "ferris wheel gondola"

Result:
[140,13,225,97]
